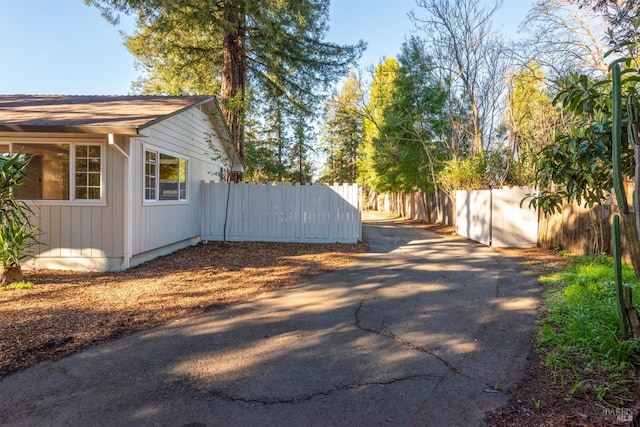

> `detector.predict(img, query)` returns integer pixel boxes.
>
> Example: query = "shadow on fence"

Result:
[200,182,361,244]
[374,186,634,260]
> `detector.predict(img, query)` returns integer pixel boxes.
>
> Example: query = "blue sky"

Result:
[0,0,532,95]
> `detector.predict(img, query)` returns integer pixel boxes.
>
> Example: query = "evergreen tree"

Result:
[289,116,315,184]
[392,37,448,193]
[357,41,447,195]
[87,0,365,168]
[244,95,291,183]
[319,73,364,184]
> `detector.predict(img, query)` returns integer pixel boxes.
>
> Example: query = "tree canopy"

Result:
[87,0,365,166]
[319,73,363,185]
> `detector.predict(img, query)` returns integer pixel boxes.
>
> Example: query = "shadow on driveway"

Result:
[0,212,541,426]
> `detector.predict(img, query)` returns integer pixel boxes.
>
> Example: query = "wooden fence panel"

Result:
[373,190,456,226]
[538,202,612,255]
[455,188,538,248]
[200,182,361,243]
[378,184,634,256]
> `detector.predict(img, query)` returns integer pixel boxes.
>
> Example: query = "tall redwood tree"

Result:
[87,0,364,173]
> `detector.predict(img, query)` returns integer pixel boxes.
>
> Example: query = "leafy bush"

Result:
[0,281,34,291]
[0,153,39,283]
[438,155,491,194]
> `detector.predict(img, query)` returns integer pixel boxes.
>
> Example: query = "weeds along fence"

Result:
[200,182,361,243]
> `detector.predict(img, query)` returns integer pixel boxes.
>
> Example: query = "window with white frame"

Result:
[3,142,104,202]
[144,147,188,202]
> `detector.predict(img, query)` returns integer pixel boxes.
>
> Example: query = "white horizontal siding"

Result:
[131,106,227,256]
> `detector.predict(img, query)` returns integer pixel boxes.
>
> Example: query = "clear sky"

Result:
[0,0,532,96]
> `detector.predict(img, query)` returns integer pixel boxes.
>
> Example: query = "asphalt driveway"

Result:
[0,212,541,426]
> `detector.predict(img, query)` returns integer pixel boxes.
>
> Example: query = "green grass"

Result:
[0,281,34,291]
[537,254,640,401]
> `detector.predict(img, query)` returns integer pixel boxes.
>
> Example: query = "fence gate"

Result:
[201,182,361,243]
[456,187,538,248]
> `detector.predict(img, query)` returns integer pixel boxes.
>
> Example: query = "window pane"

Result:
[88,188,101,199]
[13,144,70,200]
[159,153,179,200]
[89,158,100,172]
[75,187,87,199]
[76,159,88,172]
[145,150,188,202]
[74,145,101,200]
[144,151,157,200]
[179,158,187,200]
[88,173,100,187]
[88,146,100,157]
[75,173,87,187]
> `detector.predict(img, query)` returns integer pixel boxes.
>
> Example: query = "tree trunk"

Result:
[633,143,640,279]
[470,100,483,156]
[612,64,640,338]
[0,265,23,286]
[221,1,246,181]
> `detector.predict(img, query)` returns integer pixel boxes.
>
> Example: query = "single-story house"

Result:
[0,95,243,271]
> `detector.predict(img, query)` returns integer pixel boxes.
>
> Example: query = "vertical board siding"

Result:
[201,182,361,243]
[19,104,228,271]
[455,187,538,248]
[24,144,125,269]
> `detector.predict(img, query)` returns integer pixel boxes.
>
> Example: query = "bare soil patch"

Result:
[0,241,365,379]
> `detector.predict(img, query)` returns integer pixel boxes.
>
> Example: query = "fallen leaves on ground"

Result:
[0,241,366,379]
[2,218,638,426]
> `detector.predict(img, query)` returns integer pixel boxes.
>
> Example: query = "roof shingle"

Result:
[0,95,214,134]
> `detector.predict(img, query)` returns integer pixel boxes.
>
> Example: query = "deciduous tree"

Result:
[517,0,609,82]
[503,62,558,185]
[410,0,507,156]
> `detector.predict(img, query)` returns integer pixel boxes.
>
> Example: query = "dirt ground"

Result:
[486,246,640,427]
[1,221,638,426]
[0,241,366,379]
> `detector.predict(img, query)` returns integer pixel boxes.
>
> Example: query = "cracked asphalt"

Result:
[0,212,541,426]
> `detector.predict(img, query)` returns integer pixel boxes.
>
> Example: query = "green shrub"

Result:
[0,152,39,284]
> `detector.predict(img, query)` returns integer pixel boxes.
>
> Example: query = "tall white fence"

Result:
[201,182,361,243]
[456,187,538,248]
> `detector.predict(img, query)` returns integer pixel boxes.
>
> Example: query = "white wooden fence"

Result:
[201,182,361,243]
[456,187,538,248]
